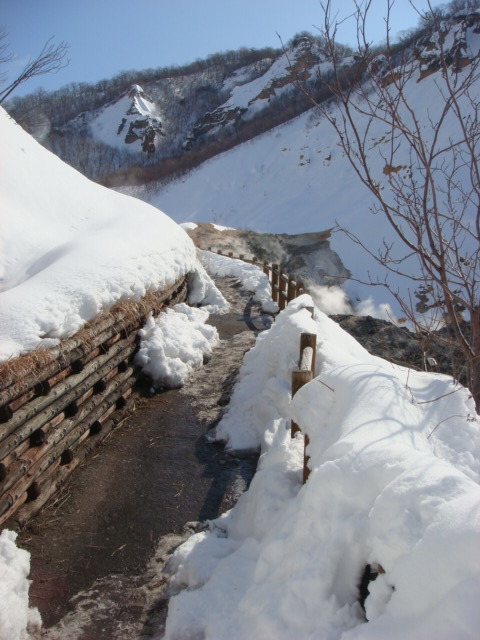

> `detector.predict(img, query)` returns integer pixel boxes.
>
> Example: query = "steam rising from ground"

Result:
[309,284,395,321]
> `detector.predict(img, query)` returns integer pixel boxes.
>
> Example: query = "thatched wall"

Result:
[0,275,188,528]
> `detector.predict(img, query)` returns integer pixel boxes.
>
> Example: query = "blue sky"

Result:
[1,0,445,96]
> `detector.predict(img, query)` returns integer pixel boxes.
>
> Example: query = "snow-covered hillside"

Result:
[188,36,330,144]
[7,38,329,180]
[69,84,163,154]
[128,11,480,321]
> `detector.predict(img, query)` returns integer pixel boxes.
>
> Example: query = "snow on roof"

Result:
[0,107,199,362]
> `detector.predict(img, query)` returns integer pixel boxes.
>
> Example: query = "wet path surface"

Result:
[17,278,272,639]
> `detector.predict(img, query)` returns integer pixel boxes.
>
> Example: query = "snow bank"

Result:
[201,250,279,313]
[0,530,40,640]
[164,296,480,640]
[187,267,228,313]
[135,303,219,389]
[0,108,219,362]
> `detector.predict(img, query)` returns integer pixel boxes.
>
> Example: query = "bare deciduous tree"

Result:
[0,32,69,104]
[305,0,480,409]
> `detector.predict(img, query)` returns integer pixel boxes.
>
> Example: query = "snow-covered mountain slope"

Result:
[19,38,327,174]
[68,84,163,154]
[187,37,331,144]
[128,11,480,320]
[0,107,217,362]
[130,107,383,308]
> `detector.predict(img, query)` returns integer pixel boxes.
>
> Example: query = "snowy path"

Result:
[18,278,271,639]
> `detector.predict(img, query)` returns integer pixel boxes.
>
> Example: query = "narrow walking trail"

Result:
[17,277,272,640]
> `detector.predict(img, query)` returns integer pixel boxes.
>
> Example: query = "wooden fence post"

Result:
[299,333,316,374]
[204,253,305,309]
[287,274,296,304]
[290,332,317,483]
[291,369,312,437]
[278,267,284,310]
[271,264,279,304]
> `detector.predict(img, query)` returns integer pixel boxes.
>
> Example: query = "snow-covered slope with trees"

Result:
[186,36,331,144]
[86,84,163,154]
[129,9,480,321]
[5,38,324,179]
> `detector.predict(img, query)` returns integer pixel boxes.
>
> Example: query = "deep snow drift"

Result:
[163,295,480,640]
[0,107,217,362]
[136,303,220,390]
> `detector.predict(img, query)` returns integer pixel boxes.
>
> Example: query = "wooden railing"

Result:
[207,249,306,310]
[291,328,317,484]
[0,275,189,528]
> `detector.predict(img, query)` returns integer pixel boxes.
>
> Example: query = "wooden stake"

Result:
[291,369,312,437]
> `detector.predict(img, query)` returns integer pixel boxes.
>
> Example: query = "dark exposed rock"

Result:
[186,222,350,288]
[331,313,461,379]
[415,9,480,79]
[186,37,325,145]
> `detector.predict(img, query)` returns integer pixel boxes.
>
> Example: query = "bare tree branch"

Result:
[0,35,69,104]
[301,1,480,409]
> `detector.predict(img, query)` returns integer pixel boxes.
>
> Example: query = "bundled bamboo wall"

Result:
[0,275,188,528]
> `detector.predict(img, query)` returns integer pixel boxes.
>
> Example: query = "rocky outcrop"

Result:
[331,314,461,378]
[121,85,164,154]
[186,37,326,145]
[415,9,480,79]
[66,84,164,156]
[185,222,350,288]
